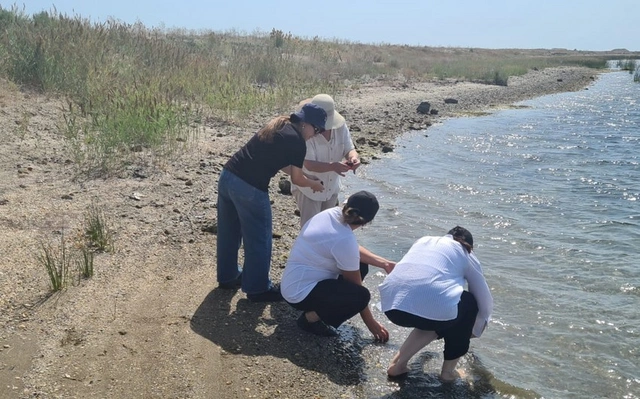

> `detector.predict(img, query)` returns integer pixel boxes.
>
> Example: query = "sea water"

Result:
[343,70,639,398]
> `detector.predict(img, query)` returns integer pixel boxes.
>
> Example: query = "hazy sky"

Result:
[6,0,639,51]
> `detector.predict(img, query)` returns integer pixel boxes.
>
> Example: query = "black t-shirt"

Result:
[224,124,306,192]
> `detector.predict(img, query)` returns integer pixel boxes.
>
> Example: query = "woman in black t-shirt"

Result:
[216,103,326,302]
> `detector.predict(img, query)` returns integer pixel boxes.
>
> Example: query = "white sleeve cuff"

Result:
[472,317,488,338]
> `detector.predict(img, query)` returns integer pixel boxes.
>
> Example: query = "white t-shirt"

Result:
[281,207,360,303]
[378,235,493,337]
[292,124,356,201]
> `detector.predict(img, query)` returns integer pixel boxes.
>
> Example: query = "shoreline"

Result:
[0,66,599,399]
[338,66,598,162]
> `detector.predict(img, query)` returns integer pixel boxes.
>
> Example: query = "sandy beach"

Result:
[0,66,598,398]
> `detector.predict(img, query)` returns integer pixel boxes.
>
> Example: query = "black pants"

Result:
[385,291,479,360]
[288,262,370,328]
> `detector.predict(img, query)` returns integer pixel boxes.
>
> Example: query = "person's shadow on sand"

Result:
[190,288,370,385]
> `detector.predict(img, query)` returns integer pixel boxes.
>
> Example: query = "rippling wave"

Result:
[344,71,640,398]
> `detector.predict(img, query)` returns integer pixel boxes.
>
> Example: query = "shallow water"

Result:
[341,70,640,398]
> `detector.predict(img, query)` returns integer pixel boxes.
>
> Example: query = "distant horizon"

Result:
[4,1,639,52]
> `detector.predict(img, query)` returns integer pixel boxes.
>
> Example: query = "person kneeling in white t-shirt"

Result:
[281,191,395,340]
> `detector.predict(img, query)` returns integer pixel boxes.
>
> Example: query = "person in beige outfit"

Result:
[291,94,360,228]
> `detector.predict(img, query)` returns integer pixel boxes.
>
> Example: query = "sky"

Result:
[5,0,639,51]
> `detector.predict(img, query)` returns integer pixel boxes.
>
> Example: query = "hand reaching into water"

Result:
[366,319,390,342]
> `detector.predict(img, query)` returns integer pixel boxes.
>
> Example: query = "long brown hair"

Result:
[257,116,296,143]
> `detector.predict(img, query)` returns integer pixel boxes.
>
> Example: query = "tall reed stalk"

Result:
[38,234,72,292]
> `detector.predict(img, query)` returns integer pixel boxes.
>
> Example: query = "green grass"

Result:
[37,234,95,292]
[1,5,629,175]
[77,246,94,279]
[35,203,112,292]
[38,234,73,292]
[84,203,114,252]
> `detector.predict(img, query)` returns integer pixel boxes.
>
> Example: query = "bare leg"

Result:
[440,358,461,381]
[387,329,438,376]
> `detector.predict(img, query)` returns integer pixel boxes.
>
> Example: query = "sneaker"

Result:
[218,273,242,290]
[247,284,283,302]
[296,313,338,337]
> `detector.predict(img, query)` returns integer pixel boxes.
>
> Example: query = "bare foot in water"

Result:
[387,362,410,378]
[440,369,466,382]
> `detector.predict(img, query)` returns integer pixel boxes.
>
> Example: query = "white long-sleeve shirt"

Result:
[379,235,493,337]
[291,124,355,201]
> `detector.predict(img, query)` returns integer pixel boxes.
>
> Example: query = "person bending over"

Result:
[216,104,326,302]
[379,226,493,381]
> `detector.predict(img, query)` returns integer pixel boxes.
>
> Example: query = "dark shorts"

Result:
[385,291,479,360]
[287,262,370,328]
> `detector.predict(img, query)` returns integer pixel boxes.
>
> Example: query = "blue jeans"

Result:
[216,169,273,295]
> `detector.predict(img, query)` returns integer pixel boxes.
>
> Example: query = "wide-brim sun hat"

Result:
[297,94,345,130]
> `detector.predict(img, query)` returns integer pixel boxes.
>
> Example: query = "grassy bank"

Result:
[1,5,630,176]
